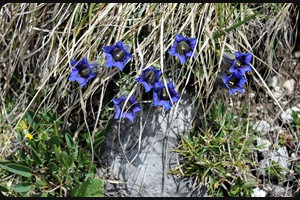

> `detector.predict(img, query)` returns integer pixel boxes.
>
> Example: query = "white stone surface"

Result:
[252,187,267,197]
[282,79,296,95]
[101,92,206,197]
[258,146,290,176]
[280,104,300,124]
[253,120,271,134]
[268,76,278,88]
[256,137,272,152]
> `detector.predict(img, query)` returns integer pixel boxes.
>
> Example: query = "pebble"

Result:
[249,93,255,98]
[258,146,290,176]
[280,104,300,123]
[282,79,295,95]
[256,137,272,152]
[252,188,267,197]
[273,91,283,99]
[274,86,281,92]
[268,76,278,88]
[253,120,271,133]
[293,51,300,58]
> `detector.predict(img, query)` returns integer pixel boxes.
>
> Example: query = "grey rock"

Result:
[256,137,272,152]
[274,86,281,92]
[273,91,284,99]
[252,187,267,197]
[249,92,255,98]
[101,92,206,197]
[258,146,290,176]
[253,120,271,134]
[282,79,296,95]
[280,105,300,124]
[268,76,278,88]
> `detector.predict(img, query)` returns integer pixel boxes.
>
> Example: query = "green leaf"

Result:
[77,149,84,168]
[38,141,47,152]
[48,135,61,148]
[53,144,61,159]
[213,7,267,40]
[0,184,9,192]
[66,153,74,168]
[59,151,69,168]
[0,163,32,177]
[47,162,58,173]
[71,178,104,197]
[12,183,32,193]
[30,148,43,165]
[36,179,47,187]
[65,133,74,147]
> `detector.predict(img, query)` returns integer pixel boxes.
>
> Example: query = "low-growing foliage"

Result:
[171,101,259,197]
[0,110,104,197]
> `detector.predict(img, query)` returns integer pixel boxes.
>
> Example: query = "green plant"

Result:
[171,101,258,197]
[0,111,104,197]
[291,111,300,129]
[265,161,287,181]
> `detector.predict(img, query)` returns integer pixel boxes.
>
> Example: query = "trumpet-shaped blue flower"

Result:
[113,95,142,123]
[103,41,132,71]
[221,73,247,96]
[152,82,180,111]
[168,34,197,64]
[68,57,97,87]
[136,67,162,92]
[228,52,253,78]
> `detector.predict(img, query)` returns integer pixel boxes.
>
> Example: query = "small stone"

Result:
[269,126,282,133]
[253,120,271,133]
[268,76,278,88]
[273,91,283,99]
[274,86,281,92]
[256,137,272,152]
[293,51,300,58]
[258,146,291,176]
[281,105,300,123]
[282,79,296,95]
[249,93,255,98]
[271,146,290,170]
[252,188,267,197]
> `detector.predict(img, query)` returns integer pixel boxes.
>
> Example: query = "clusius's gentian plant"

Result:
[69,57,97,87]
[136,66,162,92]
[103,41,132,71]
[113,95,142,123]
[152,82,180,111]
[224,52,253,78]
[220,73,248,96]
[168,34,197,64]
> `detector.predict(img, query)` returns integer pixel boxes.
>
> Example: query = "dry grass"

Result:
[0,3,299,197]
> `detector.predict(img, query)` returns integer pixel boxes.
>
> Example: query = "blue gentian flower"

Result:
[136,66,162,92]
[103,41,132,71]
[228,52,253,78]
[113,95,142,123]
[152,82,180,111]
[68,57,97,87]
[221,73,248,96]
[168,34,197,64]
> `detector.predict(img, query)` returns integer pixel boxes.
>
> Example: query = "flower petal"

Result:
[177,54,187,64]
[175,34,186,42]
[124,112,135,123]
[238,65,252,75]
[115,61,125,71]
[103,45,115,53]
[68,69,79,81]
